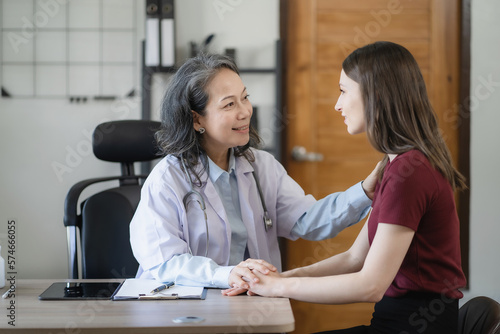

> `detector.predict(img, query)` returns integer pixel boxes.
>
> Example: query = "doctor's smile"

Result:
[232,125,250,133]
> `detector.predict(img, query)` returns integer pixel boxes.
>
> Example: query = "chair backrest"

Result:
[459,296,500,334]
[64,120,161,279]
[80,185,141,278]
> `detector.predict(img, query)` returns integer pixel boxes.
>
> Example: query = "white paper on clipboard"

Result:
[112,279,205,300]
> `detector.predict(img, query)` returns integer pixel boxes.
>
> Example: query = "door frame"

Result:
[458,0,471,285]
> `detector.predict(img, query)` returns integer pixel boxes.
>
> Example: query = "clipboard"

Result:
[112,279,206,300]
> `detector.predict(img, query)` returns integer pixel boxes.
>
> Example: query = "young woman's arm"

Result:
[248,222,415,304]
[221,220,371,296]
[281,219,372,278]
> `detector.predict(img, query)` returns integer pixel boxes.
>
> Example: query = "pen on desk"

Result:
[150,282,174,294]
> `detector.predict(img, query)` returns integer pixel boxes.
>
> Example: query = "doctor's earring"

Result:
[198,128,206,134]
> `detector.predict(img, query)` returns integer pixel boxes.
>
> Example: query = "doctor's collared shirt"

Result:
[207,152,249,266]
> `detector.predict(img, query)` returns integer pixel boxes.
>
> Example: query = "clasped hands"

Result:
[222,258,281,296]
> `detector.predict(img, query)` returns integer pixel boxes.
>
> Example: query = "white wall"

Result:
[0,0,278,279]
[462,0,500,304]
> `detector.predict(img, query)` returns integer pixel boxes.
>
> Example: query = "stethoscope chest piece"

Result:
[252,168,273,232]
[264,214,273,231]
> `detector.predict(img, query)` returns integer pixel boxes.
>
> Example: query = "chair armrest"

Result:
[63,175,148,227]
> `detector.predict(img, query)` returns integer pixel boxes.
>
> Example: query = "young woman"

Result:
[130,53,379,293]
[229,41,467,334]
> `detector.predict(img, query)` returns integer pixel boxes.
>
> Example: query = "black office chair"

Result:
[63,120,161,279]
[459,296,500,334]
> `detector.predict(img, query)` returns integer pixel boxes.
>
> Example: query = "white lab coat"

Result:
[130,149,369,287]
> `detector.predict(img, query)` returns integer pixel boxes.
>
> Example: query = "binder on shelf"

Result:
[145,0,175,69]
[160,0,175,67]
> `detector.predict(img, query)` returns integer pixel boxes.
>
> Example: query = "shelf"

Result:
[239,68,276,74]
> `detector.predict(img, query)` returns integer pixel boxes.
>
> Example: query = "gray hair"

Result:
[155,53,261,184]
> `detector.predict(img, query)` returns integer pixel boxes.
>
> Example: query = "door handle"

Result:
[291,146,324,162]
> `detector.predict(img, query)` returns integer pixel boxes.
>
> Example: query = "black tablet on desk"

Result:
[38,282,122,300]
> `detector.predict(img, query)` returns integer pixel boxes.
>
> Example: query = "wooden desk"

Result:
[0,279,294,333]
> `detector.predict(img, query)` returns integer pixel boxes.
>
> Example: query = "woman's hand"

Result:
[222,259,277,296]
[246,270,285,297]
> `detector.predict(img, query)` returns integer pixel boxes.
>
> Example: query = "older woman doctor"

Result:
[130,53,379,292]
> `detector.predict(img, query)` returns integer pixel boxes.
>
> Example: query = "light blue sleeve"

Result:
[146,253,234,288]
[291,182,372,240]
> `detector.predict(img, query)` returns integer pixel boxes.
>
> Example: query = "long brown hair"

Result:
[342,41,466,190]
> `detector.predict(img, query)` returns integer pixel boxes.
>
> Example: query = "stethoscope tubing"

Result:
[181,158,209,257]
[180,156,272,258]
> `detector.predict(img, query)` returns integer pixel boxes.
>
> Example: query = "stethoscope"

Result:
[181,157,272,257]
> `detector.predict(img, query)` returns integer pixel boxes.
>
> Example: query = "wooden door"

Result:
[283,0,462,332]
